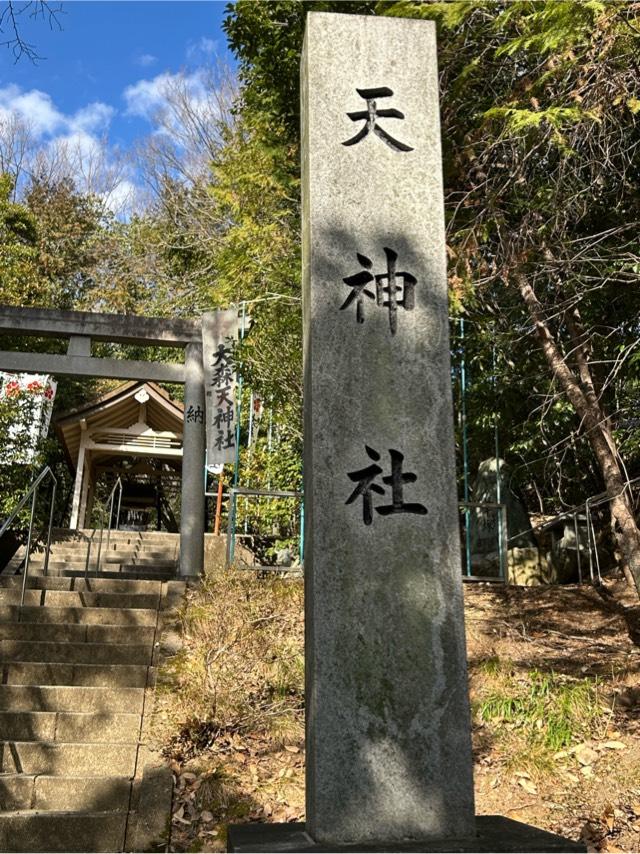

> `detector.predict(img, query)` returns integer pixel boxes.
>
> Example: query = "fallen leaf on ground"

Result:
[518,777,537,795]
[601,741,626,750]
[600,807,614,832]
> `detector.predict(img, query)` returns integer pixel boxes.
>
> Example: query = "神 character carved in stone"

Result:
[342,86,414,152]
[340,247,416,334]
[213,405,234,429]
[346,445,428,525]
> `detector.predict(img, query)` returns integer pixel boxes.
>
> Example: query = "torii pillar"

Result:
[179,342,206,577]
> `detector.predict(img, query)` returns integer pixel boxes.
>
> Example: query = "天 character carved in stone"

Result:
[342,87,413,152]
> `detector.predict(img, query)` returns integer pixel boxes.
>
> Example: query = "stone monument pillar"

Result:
[179,342,206,577]
[227,11,584,853]
[301,11,474,846]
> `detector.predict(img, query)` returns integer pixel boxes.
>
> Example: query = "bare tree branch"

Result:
[0,1,63,63]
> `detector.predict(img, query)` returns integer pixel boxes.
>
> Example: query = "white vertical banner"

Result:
[0,373,57,464]
[201,309,240,467]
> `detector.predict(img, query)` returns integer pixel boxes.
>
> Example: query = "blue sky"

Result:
[0,1,236,210]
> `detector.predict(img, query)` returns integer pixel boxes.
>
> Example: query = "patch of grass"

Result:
[476,654,507,677]
[153,564,304,760]
[474,661,605,752]
[504,743,557,777]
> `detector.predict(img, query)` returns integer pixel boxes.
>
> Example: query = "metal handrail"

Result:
[0,466,57,607]
[91,477,123,576]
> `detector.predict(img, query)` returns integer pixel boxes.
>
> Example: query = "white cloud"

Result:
[0,84,114,140]
[0,85,63,136]
[49,129,102,162]
[101,178,138,217]
[0,84,140,220]
[123,72,174,119]
[69,102,115,134]
[186,37,217,62]
[135,53,158,68]
[123,70,208,121]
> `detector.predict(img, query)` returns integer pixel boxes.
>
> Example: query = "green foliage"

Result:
[379,0,640,509]
[493,1,606,57]
[223,1,373,134]
[219,0,640,517]
[205,114,303,426]
[4,0,635,537]
[476,664,605,752]
[232,387,303,561]
[482,105,597,133]
[380,0,477,28]
[0,173,109,524]
[25,177,105,309]
[0,173,41,306]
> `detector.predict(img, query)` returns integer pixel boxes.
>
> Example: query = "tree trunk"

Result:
[518,277,640,596]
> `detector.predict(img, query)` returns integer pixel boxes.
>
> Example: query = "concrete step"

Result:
[46,546,177,557]
[0,639,153,665]
[102,556,176,566]
[0,605,158,626]
[0,685,144,714]
[104,543,180,560]
[26,559,177,575]
[28,567,176,581]
[0,711,140,743]
[0,588,161,610]
[28,549,177,562]
[0,622,156,645]
[1,661,152,688]
[0,773,132,812]
[0,576,163,595]
[0,810,127,852]
[0,527,173,853]
[53,529,179,543]
[0,741,138,775]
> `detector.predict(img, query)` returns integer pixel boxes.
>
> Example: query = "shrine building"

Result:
[55,381,184,531]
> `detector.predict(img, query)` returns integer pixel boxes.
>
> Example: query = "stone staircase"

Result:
[6,530,180,581]
[0,531,184,852]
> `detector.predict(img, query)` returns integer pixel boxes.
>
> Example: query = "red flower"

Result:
[4,381,20,398]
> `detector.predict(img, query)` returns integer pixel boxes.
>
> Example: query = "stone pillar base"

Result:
[227,816,585,853]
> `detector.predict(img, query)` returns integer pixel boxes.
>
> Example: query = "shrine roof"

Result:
[55,381,184,470]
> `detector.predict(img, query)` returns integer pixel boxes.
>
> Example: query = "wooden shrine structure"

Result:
[55,381,184,530]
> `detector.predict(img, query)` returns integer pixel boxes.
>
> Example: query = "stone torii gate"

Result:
[0,304,208,578]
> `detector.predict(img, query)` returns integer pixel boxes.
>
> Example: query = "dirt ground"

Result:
[467,580,640,853]
[163,578,640,853]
